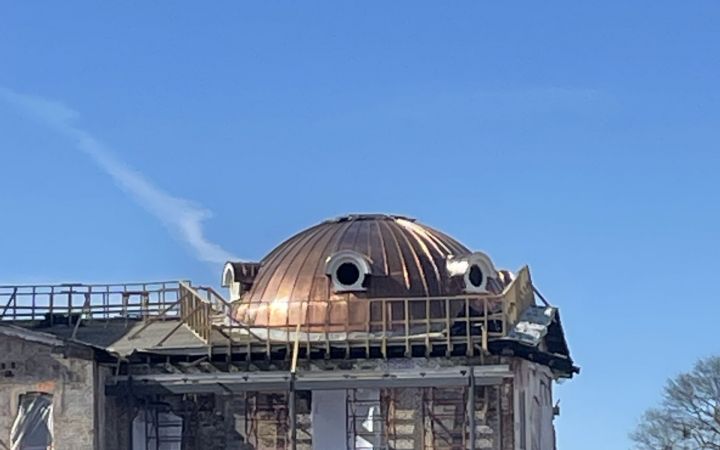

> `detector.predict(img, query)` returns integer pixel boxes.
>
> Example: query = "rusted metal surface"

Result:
[235,214,509,331]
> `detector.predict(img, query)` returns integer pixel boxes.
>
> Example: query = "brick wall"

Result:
[0,335,98,450]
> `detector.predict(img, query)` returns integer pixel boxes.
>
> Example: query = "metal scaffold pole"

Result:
[468,366,476,450]
[289,322,301,450]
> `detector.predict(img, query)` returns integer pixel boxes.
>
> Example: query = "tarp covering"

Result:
[507,306,556,346]
[10,393,53,450]
[350,389,382,450]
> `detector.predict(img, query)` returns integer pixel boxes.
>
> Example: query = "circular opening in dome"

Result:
[336,262,361,286]
[468,264,484,288]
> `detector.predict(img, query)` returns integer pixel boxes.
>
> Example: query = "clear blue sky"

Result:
[1,2,719,448]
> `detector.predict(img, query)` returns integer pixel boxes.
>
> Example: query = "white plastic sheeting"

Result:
[132,410,182,450]
[10,393,53,450]
[311,388,383,450]
[515,360,557,450]
[507,306,555,345]
[350,389,382,450]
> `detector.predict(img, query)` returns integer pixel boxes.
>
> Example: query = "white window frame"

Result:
[325,250,372,292]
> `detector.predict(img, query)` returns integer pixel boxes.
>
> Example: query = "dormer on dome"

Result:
[446,251,498,294]
[325,250,372,292]
[222,261,260,301]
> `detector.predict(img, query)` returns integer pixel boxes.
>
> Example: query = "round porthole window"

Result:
[454,251,496,294]
[468,264,484,288]
[336,262,361,286]
[325,250,371,292]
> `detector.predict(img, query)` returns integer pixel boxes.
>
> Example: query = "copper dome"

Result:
[233,214,502,331]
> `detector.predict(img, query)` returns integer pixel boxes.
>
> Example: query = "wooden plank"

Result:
[0,287,17,319]
[157,303,204,347]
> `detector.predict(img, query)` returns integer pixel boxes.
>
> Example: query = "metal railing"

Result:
[229,294,507,358]
[0,267,537,359]
[0,281,185,324]
[223,267,536,358]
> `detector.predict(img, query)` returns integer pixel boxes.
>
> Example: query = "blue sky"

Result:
[1,2,719,448]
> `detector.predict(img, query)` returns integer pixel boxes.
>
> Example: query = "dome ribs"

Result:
[237,214,476,331]
[249,224,325,326]
[290,222,345,303]
[389,219,431,297]
[337,218,362,251]
[273,223,338,327]
[259,222,324,266]
[397,220,443,296]
[378,219,411,292]
[424,224,469,256]
[371,219,390,277]
[301,220,355,330]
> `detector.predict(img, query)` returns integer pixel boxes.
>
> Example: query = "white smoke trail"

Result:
[0,87,238,264]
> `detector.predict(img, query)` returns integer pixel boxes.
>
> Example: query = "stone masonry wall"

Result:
[0,335,98,450]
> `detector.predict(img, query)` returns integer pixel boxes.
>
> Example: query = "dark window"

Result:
[337,262,361,286]
[468,264,484,287]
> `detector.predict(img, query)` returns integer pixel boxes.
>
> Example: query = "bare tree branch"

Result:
[632,356,720,450]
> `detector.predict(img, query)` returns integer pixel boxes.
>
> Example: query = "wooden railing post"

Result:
[67,288,73,326]
[0,287,17,320]
[49,287,54,326]
[31,286,35,321]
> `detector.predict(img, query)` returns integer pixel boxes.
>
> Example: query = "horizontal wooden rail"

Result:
[0,281,187,324]
[1,270,536,361]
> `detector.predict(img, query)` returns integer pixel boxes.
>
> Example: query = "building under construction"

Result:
[0,214,577,450]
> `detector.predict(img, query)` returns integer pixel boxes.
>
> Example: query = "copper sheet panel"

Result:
[233,214,502,331]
